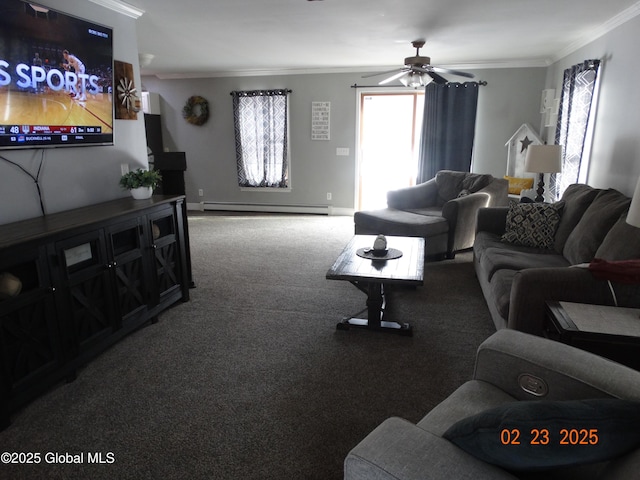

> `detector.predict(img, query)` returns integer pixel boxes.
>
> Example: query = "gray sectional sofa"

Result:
[474,184,640,335]
[345,329,640,480]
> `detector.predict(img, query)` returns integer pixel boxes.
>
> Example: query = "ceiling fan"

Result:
[363,40,475,87]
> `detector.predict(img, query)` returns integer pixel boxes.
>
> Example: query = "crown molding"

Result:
[148,59,550,80]
[87,0,145,19]
[551,0,640,62]
[151,66,385,80]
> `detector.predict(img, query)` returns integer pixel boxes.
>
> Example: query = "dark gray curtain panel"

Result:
[550,59,600,200]
[417,82,480,183]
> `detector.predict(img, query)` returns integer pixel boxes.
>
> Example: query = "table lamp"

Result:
[626,176,640,228]
[524,144,563,202]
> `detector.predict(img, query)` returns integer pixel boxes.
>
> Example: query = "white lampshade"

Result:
[627,177,640,228]
[524,145,563,174]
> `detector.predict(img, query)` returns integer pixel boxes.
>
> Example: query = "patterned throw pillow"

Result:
[501,201,564,249]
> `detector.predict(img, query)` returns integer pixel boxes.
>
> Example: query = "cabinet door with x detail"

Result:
[146,207,182,315]
[53,230,115,360]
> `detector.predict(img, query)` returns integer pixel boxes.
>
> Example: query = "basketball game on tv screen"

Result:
[0,0,114,149]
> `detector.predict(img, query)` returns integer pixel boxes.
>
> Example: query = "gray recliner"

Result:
[344,329,640,480]
[354,170,508,259]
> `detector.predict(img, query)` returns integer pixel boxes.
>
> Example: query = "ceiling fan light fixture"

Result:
[363,40,473,86]
[399,71,433,88]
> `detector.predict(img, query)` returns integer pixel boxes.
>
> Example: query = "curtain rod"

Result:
[230,89,292,96]
[350,81,487,89]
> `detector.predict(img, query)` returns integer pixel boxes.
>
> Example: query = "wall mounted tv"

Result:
[0,0,114,149]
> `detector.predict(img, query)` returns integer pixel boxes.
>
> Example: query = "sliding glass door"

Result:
[356,92,424,211]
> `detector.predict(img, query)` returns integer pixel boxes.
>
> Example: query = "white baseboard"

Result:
[186,202,354,216]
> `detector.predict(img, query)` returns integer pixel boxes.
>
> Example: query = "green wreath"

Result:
[182,95,209,126]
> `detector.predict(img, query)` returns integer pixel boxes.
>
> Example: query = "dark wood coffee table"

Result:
[326,235,424,336]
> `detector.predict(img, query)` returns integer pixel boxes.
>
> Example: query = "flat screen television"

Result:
[0,0,114,149]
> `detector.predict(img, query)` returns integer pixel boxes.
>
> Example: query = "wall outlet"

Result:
[326,192,332,201]
[198,189,204,197]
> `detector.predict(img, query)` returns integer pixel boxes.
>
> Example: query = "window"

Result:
[357,91,423,210]
[231,89,290,188]
[551,60,600,199]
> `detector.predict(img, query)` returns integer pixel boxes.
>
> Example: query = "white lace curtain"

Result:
[232,89,290,188]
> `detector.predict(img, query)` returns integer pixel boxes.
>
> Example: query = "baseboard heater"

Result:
[200,201,331,215]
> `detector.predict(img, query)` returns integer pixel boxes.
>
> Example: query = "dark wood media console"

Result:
[0,195,192,429]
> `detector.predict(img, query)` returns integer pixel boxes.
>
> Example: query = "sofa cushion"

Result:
[435,171,467,205]
[435,171,492,206]
[563,189,631,265]
[594,214,640,261]
[487,269,517,320]
[480,247,569,282]
[354,208,449,238]
[501,202,564,249]
[443,398,640,472]
[554,184,601,253]
[404,206,443,217]
[462,173,493,193]
[473,232,553,264]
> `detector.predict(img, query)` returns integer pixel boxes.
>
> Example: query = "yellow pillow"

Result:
[504,176,534,195]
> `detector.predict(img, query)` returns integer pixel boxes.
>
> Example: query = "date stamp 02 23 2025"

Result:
[501,427,599,446]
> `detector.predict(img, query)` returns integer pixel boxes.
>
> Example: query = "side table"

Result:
[544,301,640,370]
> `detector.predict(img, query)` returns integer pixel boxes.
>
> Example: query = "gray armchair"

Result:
[354,170,508,259]
[344,329,640,480]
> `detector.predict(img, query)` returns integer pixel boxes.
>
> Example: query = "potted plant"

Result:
[119,168,162,199]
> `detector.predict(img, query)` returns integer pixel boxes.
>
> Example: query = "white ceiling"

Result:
[101,0,640,79]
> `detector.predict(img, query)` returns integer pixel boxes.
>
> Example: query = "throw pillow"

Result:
[501,202,564,249]
[504,176,534,195]
[443,398,640,472]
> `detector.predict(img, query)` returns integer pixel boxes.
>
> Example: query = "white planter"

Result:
[131,186,153,199]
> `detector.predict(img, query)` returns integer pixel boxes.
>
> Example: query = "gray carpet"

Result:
[1,213,495,479]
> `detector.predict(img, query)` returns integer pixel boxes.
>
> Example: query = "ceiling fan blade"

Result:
[361,68,405,79]
[412,66,448,85]
[426,71,449,85]
[379,70,411,85]
[429,66,475,79]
